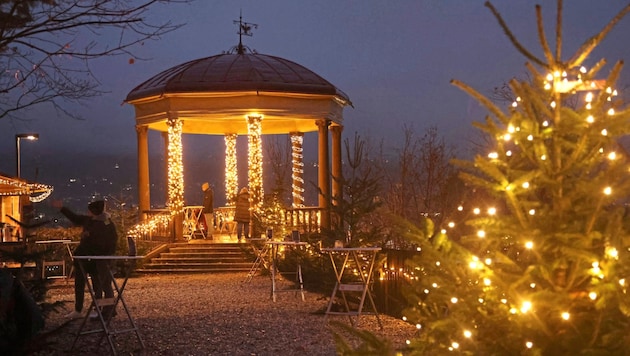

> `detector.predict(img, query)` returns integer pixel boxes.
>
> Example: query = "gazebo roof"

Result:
[125,53,352,135]
[126,53,350,103]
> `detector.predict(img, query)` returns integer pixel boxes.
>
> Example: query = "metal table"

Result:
[183,206,205,239]
[267,241,307,302]
[70,255,145,355]
[321,247,382,329]
[245,238,270,282]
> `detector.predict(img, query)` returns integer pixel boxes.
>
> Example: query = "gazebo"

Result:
[125,41,352,240]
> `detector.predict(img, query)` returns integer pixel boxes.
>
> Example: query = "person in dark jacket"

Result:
[201,182,214,237]
[53,200,118,319]
[234,187,251,241]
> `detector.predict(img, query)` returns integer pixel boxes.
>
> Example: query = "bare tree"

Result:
[263,135,292,203]
[0,0,187,121]
[382,125,458,227]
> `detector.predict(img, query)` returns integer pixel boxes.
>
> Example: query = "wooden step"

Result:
[136,241,256,274]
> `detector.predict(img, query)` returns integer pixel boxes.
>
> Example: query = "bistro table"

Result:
[70,255,145,355]
[245,238,270,282]
[321,247,383,329]
[267,241,307,302]
[183,206,205,239]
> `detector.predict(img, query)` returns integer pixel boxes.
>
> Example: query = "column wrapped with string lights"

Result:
[166,118,184,214]
[224,133,238,205]
[290,132,305,207]
[247,115,264,211]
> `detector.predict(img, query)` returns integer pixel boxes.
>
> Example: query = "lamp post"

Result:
[16,133,39,178]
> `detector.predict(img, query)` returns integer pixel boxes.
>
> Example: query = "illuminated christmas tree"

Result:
[403,2,630,354]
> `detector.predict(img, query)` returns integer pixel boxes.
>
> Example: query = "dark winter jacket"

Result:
[234,191,251,223]
[60,207,117,256]
[203,188,214,214]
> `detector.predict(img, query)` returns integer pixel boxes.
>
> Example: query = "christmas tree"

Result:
[403,2,630,354]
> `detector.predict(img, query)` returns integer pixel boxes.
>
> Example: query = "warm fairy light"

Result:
[541,155,547,160]
[473,208,480,214]
[167,119,184,214]
[608,152,617,160]
[457,205,464,211]
[448,221,455,228]
[561,312,570,320]
[0,177,53,202]
[463,330,472,338]
[525,241,533,249]
[529,209,536,215]
[488,152,498,159]
[487,207,496,215]
[503,133,511,141]
[603,187,612,195]
[530,283,536,288]
[585,92,594,102]
[290,133,305,207]
[608,108,615,115]
[527,135,533,141]
[247,115,264,211]
[128,213,172,238]
[451,297,458,304]
[483,278,491,286]
[225,134,238,205]
[620,279,626,286]
[484,258,492,265]
[589,292,597,300]
[477,230,486,238]
[586,115,595,123]
[522,182,530,188]
[509,308,517,314]
[451,342,460,350]
[520,301,532,313]
[601,129,608,136]
[500,299,507,304]
[526,342,533,349]
[606,246,619,259]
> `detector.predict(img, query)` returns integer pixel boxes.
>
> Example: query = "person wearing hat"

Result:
[234,187,251,241]
[201,182,214,237]
[52,199,118,319]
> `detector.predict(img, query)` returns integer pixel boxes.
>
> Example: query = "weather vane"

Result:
[230,10,258,55]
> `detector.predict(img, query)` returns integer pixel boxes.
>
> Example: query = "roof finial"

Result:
[232,10,258,55]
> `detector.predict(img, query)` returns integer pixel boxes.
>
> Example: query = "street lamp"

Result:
[16,133,39,178]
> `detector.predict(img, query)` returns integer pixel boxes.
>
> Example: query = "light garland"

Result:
[224,134,238,205]
[167,118,184,214]
[127,213,172,238]
[247,115,263,211]
[0,177,53,202]
[290,132,305,207]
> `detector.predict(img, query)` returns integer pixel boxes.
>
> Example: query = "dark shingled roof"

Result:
[125,53,351,104]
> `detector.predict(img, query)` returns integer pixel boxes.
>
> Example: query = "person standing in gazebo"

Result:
[201,182,214,237]
[234,187,250,241]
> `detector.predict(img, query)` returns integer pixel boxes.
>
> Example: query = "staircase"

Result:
[136,242,255,274]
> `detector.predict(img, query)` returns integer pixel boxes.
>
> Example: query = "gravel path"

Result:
[41,273,416,355]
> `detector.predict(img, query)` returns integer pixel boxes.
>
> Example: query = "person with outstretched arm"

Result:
[52,200,118,319]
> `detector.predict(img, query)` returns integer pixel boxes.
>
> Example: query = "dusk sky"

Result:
[1,1,630,204]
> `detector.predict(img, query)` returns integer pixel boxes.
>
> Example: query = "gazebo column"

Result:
[224,134,238,205]
[317,119,331,230]
[331,125,343,206]
[166,117,184,241]
[247,115,264,212]
[290,132,305,207]
[136,125,150,221]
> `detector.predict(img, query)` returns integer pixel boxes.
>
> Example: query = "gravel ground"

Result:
[40,273,416,355]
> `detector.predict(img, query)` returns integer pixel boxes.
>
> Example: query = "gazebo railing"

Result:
[281,207,321,234]
[135,209,173,241]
